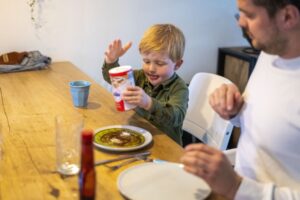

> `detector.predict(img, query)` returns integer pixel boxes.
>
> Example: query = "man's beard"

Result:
[251,28,287,56]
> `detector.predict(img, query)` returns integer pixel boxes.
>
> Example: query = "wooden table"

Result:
[0,62,223,200]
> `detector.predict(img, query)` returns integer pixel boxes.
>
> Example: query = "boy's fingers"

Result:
[123,42,132,52]
[126,86,138,91]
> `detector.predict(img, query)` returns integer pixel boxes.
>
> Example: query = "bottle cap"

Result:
[108,65,133,76]
[81,129,93,144]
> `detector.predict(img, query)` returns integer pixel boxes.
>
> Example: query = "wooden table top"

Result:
[0,62,223,200]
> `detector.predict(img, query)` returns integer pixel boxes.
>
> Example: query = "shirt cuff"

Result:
[235,177,274,200]
[102,59,119,68]
[147,97,158,114]
[229,113,241,127]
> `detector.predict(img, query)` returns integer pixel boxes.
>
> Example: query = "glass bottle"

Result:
[79,129,96,200]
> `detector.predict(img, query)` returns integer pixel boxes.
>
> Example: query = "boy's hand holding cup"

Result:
[122,86,152,110]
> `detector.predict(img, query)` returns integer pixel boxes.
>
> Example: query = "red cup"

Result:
[109,66,136,111]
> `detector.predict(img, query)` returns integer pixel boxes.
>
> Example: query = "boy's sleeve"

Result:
[101,60,120,84]
[147,83,189,126]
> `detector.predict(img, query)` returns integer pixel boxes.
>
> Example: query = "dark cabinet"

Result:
[217,46,259,92]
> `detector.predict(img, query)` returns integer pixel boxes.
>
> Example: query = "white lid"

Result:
[109,65,133,75]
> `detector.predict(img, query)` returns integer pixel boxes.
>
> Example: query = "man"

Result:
[181,0,300,199]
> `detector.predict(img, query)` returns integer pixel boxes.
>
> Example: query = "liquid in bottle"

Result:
[79,129,96,200]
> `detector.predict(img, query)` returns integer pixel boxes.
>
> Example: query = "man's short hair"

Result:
[253,0,300,17]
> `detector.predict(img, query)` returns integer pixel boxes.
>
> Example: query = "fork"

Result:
[104,156,148,170]
[95,151,151,166]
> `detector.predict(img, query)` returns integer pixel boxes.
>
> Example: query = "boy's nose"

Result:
[148,63,156,71]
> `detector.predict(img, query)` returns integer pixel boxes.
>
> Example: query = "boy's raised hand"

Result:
[121,86,152,110]
[104,39,132,64]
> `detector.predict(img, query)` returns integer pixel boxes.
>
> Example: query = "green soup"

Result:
[94,128,145,148]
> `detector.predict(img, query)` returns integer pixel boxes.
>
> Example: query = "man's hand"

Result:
[181,144,242,199]
[209,83,244,120]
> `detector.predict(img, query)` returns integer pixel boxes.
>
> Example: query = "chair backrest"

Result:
[183,73,234,150]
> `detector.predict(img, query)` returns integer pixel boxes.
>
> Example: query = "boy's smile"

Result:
[141,52,180,86]
[146,73,160,82]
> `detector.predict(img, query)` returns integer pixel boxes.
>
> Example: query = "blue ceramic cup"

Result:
[69,80,91,107]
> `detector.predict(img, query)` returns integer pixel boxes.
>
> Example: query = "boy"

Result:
[102,24,188,145]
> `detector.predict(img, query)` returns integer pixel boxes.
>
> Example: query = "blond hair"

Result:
[139,24,185,62]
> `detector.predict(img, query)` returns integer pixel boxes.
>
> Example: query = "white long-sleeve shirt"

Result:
[233,52,300,199]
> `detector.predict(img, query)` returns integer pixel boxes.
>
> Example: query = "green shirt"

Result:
[102,61,189,145]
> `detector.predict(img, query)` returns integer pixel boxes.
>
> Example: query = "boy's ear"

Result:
[175,59,183,70]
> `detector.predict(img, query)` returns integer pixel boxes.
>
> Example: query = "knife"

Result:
[146,158,184,168]
[94,151,151,166]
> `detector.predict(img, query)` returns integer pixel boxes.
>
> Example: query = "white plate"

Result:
[93,125,152,152]
[117,162,211,200]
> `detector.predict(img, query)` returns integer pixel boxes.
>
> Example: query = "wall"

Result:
[0,0,247,86]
